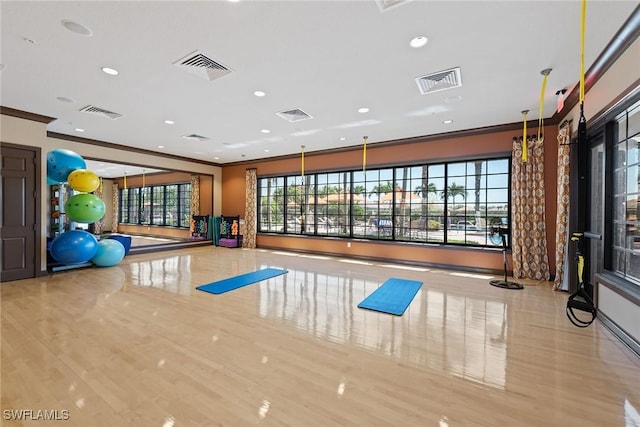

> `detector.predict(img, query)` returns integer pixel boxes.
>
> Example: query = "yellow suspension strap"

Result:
[123,170,127,189]
[300,145,305,178]
[362,136,368,171]
[538,69,551,142]
[580,0,586,105]
[521,110,529,162]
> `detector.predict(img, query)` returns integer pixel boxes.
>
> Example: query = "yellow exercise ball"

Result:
[67,169,100,193]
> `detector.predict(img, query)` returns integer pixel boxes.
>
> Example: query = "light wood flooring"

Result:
[2,246,639,426]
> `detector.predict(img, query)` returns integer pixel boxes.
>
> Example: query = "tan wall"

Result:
[117,224,190,239]
[562,36,640,131]
[222,125,559,274]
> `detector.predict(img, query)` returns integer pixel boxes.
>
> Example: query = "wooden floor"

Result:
[2,246,639,426]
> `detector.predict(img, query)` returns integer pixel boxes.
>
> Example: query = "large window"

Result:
[612,100,640,285]
[257,157,510,247]
[119,183,191,228]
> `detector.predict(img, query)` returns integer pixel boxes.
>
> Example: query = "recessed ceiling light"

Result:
[56,96,75,103]
[445,95,462,104]
[75,128,84,132]
[443,120,453,124]
[61,20,93,36]
[214,156,220,160]
[264,149,270,152]
[254,90,266,97]
[23,37,37,44]
[358,108,370,113]
[409,36,428,48]
[339,137,346,141]
[164,120,174,125]
[101,67,119,76]
[157,145,165,148]
[261,129,270,134]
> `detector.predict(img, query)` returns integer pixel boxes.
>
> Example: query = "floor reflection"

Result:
[127,255,192,295]
[257,265,507,389]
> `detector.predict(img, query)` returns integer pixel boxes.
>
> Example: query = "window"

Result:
[118,183,191,228]
[611,100,640,285]
[257,157,510,247]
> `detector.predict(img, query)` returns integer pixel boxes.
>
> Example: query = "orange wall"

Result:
[222,125,559,275]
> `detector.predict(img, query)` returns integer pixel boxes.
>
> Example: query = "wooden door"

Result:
[1,144,39,281]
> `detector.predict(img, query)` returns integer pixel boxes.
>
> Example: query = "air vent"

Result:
[375,0,413,12]
[276,108,313,123]
[173,50,231,81]
[415,67,462,95]
[182,134,209,142]
[79,105,123,120]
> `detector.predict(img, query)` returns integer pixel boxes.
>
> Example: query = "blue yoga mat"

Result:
[357,278,423,315]
[196,268,288,295]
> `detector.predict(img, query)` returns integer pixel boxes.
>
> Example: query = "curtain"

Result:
[93,181,104,235]
[190,175,200,236]
[554,126,572,290]
[111,183,119,234]
[511,137,550,281]
[190,175,200,216]
[243,168,257,248]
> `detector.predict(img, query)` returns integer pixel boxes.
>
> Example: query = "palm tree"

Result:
[368,181,394,198]
[441,182,466,207]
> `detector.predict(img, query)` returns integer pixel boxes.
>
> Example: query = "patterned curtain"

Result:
[243,168,257,248]
[554,126,572,290]
[190,175,200,236]
[190,175,200,216]
[93,181,104,235]
[111,183,119,234]
[512,137,550,280]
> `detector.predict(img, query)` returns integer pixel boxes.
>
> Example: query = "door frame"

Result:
[0,142,43,280]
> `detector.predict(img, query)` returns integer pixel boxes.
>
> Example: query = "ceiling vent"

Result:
[375,0,413,12]
[173,50,231,81]
[79,105,123,120]
[415,67,462,95]
[182,134,209,142]
[276,108,313,123]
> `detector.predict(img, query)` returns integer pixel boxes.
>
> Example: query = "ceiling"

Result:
[1,1,638,169]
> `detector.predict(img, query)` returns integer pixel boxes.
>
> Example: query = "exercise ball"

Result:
[47,149,86,183]
[65,193,106,223]
[91,239,125,267]
[68,169,100,193]
[50,230,98,264]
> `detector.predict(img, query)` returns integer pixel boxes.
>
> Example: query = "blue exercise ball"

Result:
[47,149,86,183]
[91,239,125,267]
[50,230,98,264]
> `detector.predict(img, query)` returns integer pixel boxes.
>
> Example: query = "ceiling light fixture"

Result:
[75,128,84,132]
[339,137,346,141]
[445,95,462,104]
[157,145,164,148]
[56,96,75,103]
[23,37,37,44]
[214,157,220,160]
[443,120,453,124]
[261,129,270,134]
[164,120,174,125]
[358,108,370,113]
[409,36,428,48]
[254,90,266,97]
[101,67,119,76]
[264,149,270,152]
[61,20,93,36]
